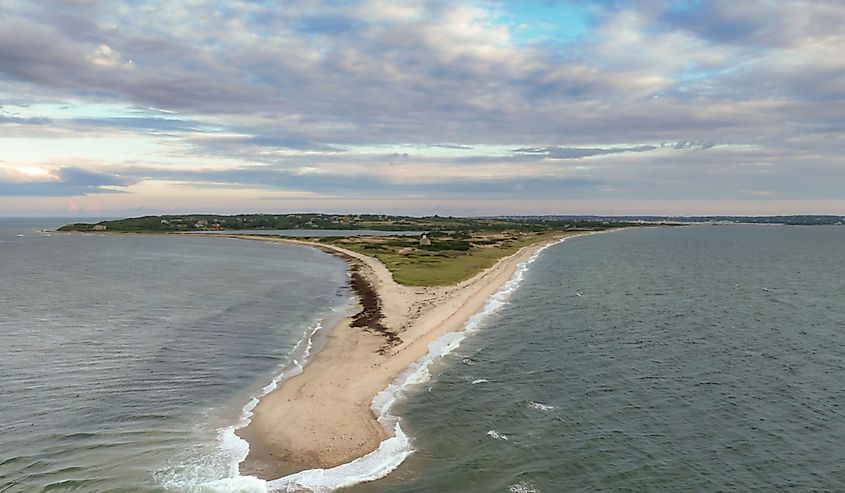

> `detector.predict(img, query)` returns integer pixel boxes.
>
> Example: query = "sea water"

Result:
[346,225,845,492]
[0,219,350,492]
[4,222,845,492]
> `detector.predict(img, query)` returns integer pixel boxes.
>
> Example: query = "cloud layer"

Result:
[1,0,844,214]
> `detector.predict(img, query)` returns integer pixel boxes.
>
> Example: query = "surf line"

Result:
[221,232,601,492]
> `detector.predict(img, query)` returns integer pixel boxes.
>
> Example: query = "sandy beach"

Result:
[233,233,576,479]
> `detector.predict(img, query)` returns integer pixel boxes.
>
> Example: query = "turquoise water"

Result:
[350,225,845,492]
[0,220,350,492]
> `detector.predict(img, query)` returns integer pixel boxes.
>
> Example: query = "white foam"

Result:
[267,422,410,493]
[176,233,589,492]
[160,318,336,492]
[509,480,539,493]
[486,430,509,441]
[193,476,269,493]
[220,319,327,467]
[471,379,489,384]
[527,401,555,411]
[260,234,588,492]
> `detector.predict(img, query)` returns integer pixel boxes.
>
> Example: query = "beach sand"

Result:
[233,234,574,479]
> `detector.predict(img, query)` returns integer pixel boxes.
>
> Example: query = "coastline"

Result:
[231,231,591,486]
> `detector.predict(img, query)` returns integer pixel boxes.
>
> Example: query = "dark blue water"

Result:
[351,225,845,493]
[0,220,350,492]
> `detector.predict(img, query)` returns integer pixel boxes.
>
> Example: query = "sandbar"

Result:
[232,233,579,479]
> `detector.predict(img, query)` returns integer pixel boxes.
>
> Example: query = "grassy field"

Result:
[315,231,569,286]
[57,212,626,286]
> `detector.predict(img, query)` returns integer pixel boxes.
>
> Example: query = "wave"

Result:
[509,480,539,493]
[158,318,337,493]
[168,234,584,492]
[486,430,509,441]
[527,401,556,411]
[262,235,583,492]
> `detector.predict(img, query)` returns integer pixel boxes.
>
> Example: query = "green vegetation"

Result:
[58,213,635,286]
[314,231,567,286]
[56,213,627,233]
[58,211,845,286]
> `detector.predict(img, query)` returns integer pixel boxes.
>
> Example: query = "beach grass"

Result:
[316,231,566,286]
[57,212,626,286]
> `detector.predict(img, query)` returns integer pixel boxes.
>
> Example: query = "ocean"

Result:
[2,221,844,492]
[346,225,845,493]
[0,219,351,492]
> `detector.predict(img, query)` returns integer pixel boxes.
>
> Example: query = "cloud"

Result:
[0,0,844,211]
[0,164,136,196]
[430,143,474,150]
[71,116,206,132]
[113,164,603,200]
[0,114,51,125]
[512,145,658,159]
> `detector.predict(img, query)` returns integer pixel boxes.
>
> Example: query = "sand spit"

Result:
[228,233,580,481]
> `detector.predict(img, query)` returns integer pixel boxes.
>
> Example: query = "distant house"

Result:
[92,224,107,231]
[419,234,431,246]
[160,219,170,224]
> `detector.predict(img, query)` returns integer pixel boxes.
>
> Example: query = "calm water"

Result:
[0,219,350,492]
[351,225,845,493]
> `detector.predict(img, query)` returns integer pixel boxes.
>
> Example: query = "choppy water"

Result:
[349,225,845,493]
[4,222,845,493]
[0,219,350,492]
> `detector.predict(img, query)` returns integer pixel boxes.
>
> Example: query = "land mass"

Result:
[56,212,633,233]
[57,213,844,234]
[59,213,633,481]
[58,213,634,286]
[57,212,840,479]
[232,232,594,482]
[74,212,841,484]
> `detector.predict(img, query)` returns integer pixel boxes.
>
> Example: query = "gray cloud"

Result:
[0,0,781,143]
[0,167,136,196]
[0,115,51,125]
[115,164,604,199]
[430,144,474,150]
[0,0,844,209]
[513,145,658,159]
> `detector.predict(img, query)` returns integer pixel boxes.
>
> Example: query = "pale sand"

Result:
[232,233,579,479]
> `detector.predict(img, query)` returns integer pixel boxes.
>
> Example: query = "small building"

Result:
[419,234,431,246]
[92,224,107,231]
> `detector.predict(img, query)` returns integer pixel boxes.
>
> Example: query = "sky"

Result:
[1,0,844,217]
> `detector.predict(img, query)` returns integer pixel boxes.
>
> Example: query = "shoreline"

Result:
[230,232,594,486]
[50,227,606,489]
